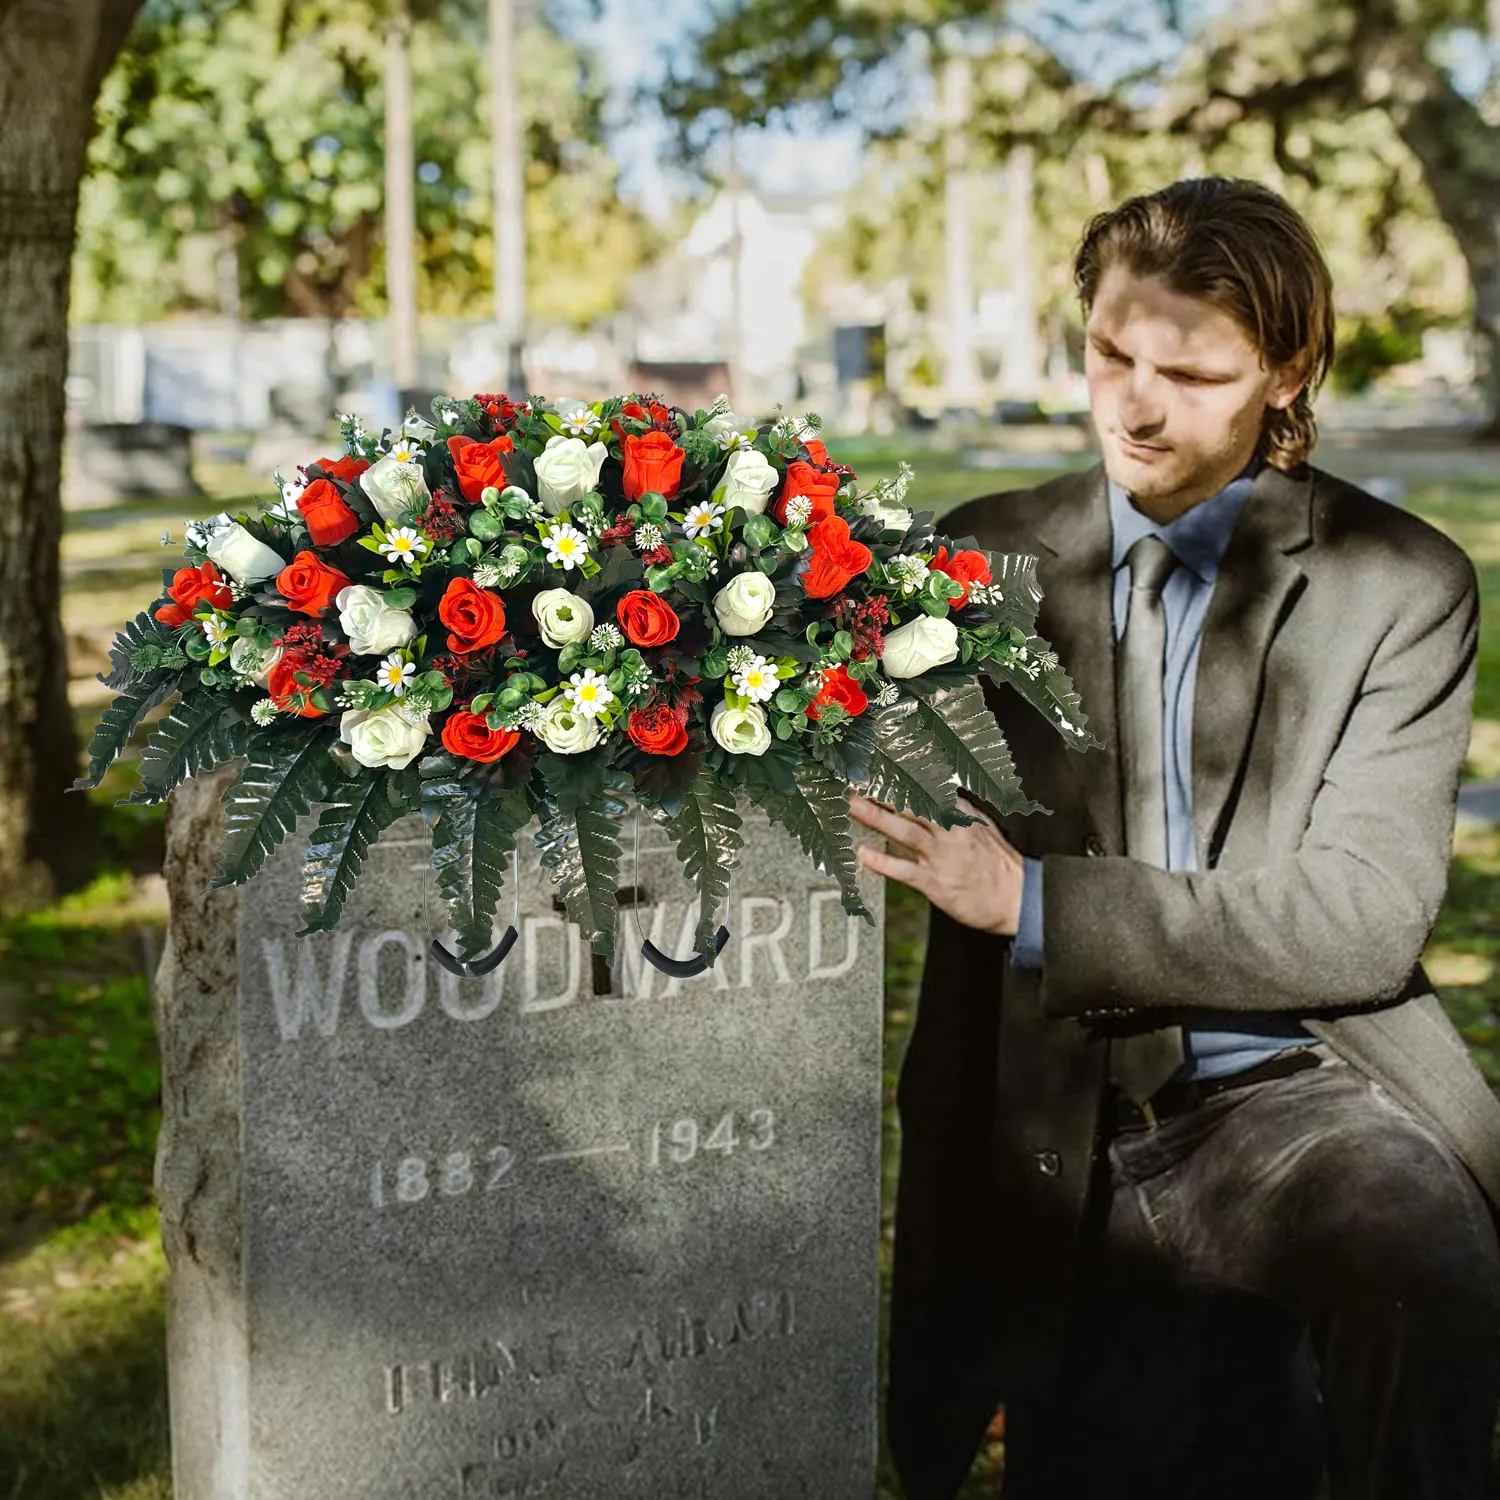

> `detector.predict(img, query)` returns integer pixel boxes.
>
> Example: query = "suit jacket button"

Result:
[1084,836,1105,857]
[1034,1149,1062,1177]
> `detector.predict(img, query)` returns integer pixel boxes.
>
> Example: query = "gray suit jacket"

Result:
[887,459,1500,1499]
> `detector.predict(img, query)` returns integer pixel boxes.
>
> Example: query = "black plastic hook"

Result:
[640,923,731,978]
[428,844,521,978]
[428,925,519,979]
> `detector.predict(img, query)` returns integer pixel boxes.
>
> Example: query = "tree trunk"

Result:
[1361,39,1500,439]
[0,0,143,909]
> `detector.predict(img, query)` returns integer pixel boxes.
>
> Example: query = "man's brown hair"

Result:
[1074,176,1336,470]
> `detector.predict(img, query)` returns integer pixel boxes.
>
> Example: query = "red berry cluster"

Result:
[274,622,348,688]
[831,591,891,660]
[419,490,467,545]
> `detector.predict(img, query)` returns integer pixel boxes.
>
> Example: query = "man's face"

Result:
[1084,262,1305,520]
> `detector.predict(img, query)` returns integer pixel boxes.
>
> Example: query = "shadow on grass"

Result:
[0,1210,170,1500]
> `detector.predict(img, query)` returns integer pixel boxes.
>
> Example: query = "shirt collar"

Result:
[1108,455,1262,584]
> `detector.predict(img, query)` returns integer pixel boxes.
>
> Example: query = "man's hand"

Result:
[848,791,1024,937]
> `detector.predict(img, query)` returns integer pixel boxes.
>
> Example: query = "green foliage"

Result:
[742,756,874,925]
[73,680,177,791]
[74,0,659,326]
[421,753,535,960]
[122,694,250,806]
[1332,309,1431,393]
[653,768,746,958]
[908,678,1044,816]
[212,726,334,888]
[985,637,1102,752]
[534,765,632,959]
[298,772,407,936]
[102,610,181,689]
[860,699,971,828]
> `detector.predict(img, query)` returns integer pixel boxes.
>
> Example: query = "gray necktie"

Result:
[1109,534,1186,1106]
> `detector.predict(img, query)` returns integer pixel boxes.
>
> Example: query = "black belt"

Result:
[1110,1046,1329,1131]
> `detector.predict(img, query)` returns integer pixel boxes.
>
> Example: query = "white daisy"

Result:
[715,428,754,452]
[543,523,590,571]
[732,654,778,703]
[378,526,429,566]
[386,437,425,465]
[560,409,601,438]
[683,501,725,540]
[375,654,416,697]
[251,697,281,726]
[201,612,233,649]
[563,668,614,719]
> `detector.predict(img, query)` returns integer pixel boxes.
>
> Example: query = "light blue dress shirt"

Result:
[1009,460,1311,1082]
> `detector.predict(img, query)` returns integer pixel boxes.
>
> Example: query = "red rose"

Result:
[447,434,514,503]
[266,657,330,718]
[439,577,507,653]
[154,560,233,627]
[626,703,689,756]
[806,663,868,721]
[296,476,360,546]
[800,516,872,600]
[615,589,680,648]
[771,460,840,527]
[803,439,831,467]
[315,455,370,483]
[441,710,520,763]
[929,545,993,604]
[621,431,685,503]
[275,551,351,617]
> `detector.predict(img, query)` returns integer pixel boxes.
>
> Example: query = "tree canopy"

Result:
[73,0,658,327]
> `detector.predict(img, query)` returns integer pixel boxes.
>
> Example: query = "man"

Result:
[849,177,1500,1500]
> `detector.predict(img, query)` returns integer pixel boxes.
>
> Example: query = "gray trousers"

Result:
[1000,1057,1500,1500]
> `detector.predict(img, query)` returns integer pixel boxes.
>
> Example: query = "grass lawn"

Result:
[3,438,1496,1499]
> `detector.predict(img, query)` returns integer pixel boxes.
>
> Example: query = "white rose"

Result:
[709,700,772,757]
[534,435,608,515]
[859,497,913,533]
[202,514,285,584]
[531,587,595,648]
[711,448,778,516]
[881,615,960,679]
[336,585,418,655]
[339,703,431,770]
[228,637,282,685]
[360,451,431,521]
[703,406,747,441]
[711,571,776,636]
[535,697,602,755]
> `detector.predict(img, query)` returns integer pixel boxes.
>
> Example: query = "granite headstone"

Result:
[156,770,885,1500]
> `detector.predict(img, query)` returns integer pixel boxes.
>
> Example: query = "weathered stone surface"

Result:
[157,777,886,1500]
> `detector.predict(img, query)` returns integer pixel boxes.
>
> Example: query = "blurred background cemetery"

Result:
[4,0,1500,1495]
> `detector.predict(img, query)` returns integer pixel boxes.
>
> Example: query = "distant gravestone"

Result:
[156,769,885,1500]
[63,421,203,509]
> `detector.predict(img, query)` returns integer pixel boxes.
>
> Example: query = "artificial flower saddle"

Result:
[77,394,1094,977]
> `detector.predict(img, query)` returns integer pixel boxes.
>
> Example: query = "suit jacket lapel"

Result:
[1029,461,1314,864]
[1190,462,1313,865]
[1032,467,1123,853]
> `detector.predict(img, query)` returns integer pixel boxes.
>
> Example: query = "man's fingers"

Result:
[856,842,927,891]
[848,793,936,847]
